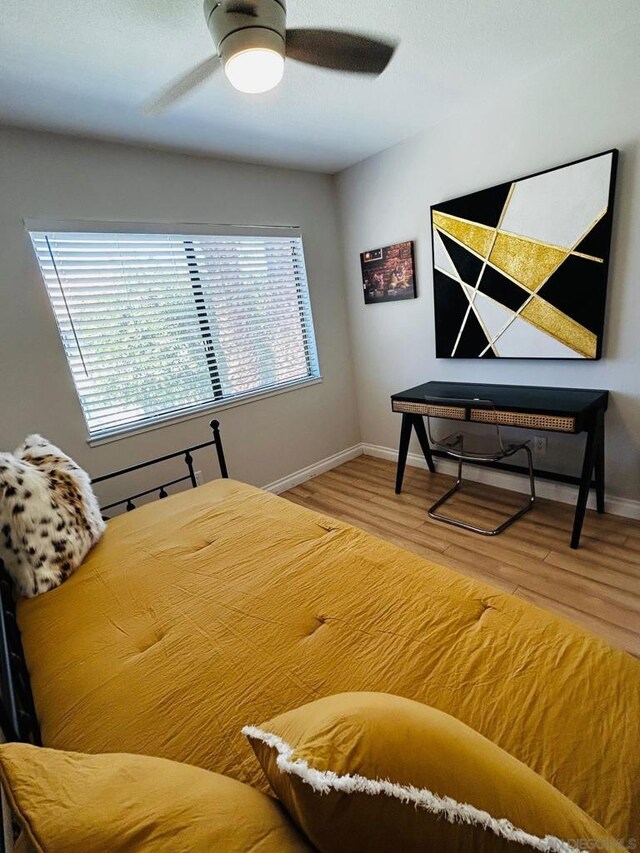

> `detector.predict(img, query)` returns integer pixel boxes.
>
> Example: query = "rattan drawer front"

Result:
[392,401,466,420]
[470,409,576,432]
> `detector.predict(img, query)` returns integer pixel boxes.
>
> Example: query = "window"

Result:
[29,224,320,441]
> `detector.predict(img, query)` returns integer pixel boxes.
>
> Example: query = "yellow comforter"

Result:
[17,480,640,839]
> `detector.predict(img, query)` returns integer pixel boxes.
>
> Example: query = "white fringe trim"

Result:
[242,726,587,853]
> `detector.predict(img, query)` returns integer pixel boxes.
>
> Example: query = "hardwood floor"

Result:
[282,454,640,657]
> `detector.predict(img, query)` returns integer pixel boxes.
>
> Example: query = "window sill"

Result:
[87,375,323,447]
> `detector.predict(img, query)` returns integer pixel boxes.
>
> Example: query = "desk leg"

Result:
[571,414,600,549]
[412,415,436,474]
[395,414,413,494]
[594,411,605,514]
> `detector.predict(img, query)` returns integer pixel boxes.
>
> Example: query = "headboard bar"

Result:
[0,582,20,744]
[0,569,41,746]
[92,419,229,515]
[100,475,192,512]
[92,420,227,484]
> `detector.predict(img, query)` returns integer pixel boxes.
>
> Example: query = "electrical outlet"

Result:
[195,470,204,485]
[533,436,547,456]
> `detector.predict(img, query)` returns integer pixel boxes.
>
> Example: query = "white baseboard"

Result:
[262,444,363,494]
[362,442,640,521]
[259,440,640,521]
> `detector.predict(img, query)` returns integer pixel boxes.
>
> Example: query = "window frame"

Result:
[26,219,322,445]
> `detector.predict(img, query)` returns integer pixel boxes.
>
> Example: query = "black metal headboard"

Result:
[92,418,229,516]
[0,419,229,750]
[0,569,41,747]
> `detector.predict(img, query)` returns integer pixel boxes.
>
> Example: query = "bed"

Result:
[0,425,638,845]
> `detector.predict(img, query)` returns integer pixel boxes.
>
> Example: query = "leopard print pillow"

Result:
[0,435,105,598]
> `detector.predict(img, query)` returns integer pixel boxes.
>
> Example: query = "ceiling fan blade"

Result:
[144,56,220,116]
[286,28,396,75]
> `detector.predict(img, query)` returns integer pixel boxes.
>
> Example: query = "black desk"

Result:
[390,381,608,549]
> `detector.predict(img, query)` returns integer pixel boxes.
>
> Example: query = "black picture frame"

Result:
[360,240,417,305]
[430,149,618,359]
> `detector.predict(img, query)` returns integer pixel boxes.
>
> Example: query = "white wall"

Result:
[2,22,639,513]
[336,25,640,506]
[0,127,360,502]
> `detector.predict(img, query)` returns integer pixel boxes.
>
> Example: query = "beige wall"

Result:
[336,25,640,507]
[0,127,359,503]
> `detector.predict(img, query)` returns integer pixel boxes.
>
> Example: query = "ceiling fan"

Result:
[145,0,397,114]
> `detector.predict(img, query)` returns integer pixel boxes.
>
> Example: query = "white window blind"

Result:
[29,227,320,440]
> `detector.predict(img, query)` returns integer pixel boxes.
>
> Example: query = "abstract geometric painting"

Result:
[431,149,618,359]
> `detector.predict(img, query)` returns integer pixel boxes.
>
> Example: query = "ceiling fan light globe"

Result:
[224,48,284,93]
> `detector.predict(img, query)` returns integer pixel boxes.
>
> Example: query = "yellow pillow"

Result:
[0,743,311,853]
[244,692,623,853]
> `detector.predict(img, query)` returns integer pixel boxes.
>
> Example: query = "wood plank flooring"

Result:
[282,454,640,657]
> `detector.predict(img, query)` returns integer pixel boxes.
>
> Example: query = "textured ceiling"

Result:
[0,0,637,172]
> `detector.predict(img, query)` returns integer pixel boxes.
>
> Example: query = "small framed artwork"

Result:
[431,148,618,359]
[360,241,417,304]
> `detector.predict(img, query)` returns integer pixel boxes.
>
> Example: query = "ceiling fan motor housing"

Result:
[204,0,287,67]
